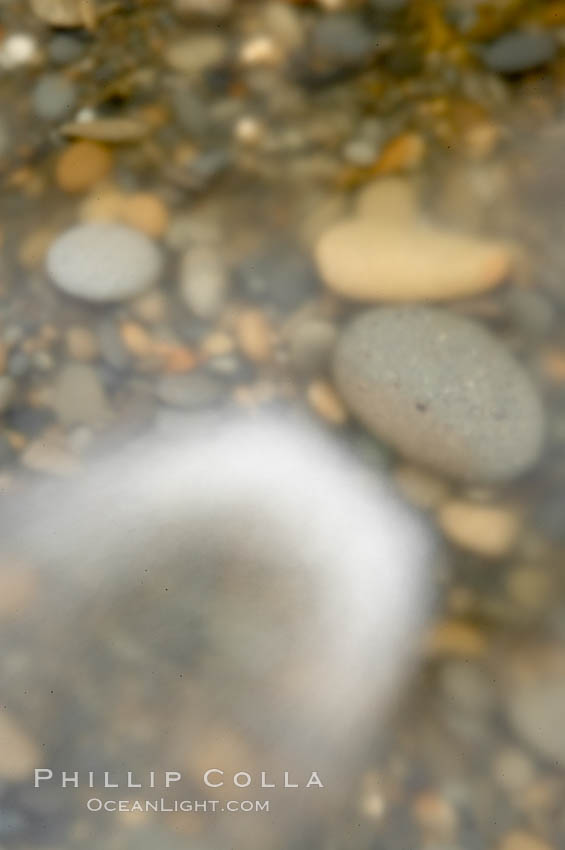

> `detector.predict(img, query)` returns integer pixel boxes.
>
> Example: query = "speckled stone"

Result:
[333,307,545,482]
[47,223,163,302]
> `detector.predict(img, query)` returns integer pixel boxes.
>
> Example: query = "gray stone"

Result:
[156,373,225,409]
[481,30,556,74]
[47,33,85,65]
[179,246,228,319]
[31,73,76,121]
[311,13,376,67]
[47,223,163,303]
[334,307,545,482]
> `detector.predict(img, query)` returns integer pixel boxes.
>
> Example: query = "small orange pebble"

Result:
[412,791,458,836]
[55,140,113,193]
[120,193,170,238]
[373,132,426,176]
[119,321,154,358]
[538,347,565,383]
[5,430,27,451]
[139,103,170,129]
[162,346,197,373]
[426,619,488,658]
[234,309,273,364]
[307,380,348,426]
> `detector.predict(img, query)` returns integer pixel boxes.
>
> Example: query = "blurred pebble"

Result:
[31,0,85,27]
[60,117,149,143]
[0,34,38,69]
[0,712,39,779]
[316,217,512,301]
[179,246,229,320]
[237,244,319,311]
[47,223,162,302]
[498,832,554,850]
[411,791,457,837]
[437,501,520,557]
[130,290,168,324]
[287,319,337,375]
[52,363,111,426]
[427,620,487,658]
[18,228,56,270]
[31,73,76,121]
[356,177,419,221]
[65,325,99,361]
[334,307,545,482]
[234,310,273,364]
[120,193,169,238]
[205,353,252,382]
[342,138,380,167]
[481,31,557,75]
[79,184,124,222]
[165,35,227,75]
[55,141,112,193]
[506,652,565,765]
[307,379,348,425]
[310,13,376,67]
[0,377,16,412]
[156,373,225,409]
[47,32,85,65]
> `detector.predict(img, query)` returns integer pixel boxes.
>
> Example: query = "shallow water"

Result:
[1,2,565,849]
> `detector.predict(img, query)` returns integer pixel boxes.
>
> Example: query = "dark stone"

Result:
[481,30,557,75]
[235,242,320,312]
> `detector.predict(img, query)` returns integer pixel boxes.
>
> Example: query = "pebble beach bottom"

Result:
[2,1,565,849]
